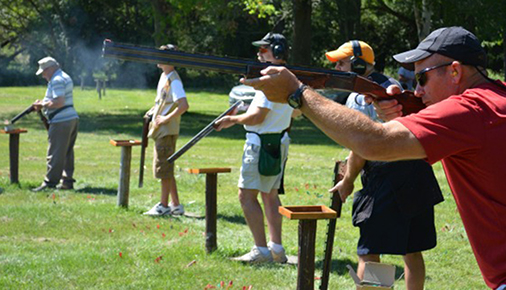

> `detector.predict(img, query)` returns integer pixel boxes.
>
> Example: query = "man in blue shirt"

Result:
[32,57,79,191]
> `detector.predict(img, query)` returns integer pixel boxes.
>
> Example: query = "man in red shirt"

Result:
[241,26,506,289]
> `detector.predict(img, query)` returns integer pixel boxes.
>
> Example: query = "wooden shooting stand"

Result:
[279,205,337,290]
[1,129,27,184]
[187,167,231,253]
[110,139,141,207]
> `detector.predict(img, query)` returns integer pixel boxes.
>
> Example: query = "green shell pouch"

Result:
[257,133,283,176]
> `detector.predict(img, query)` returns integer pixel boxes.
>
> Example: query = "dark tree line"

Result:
[1,0,504,88]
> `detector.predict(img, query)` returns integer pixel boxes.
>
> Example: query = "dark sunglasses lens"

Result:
[416,73,427,86]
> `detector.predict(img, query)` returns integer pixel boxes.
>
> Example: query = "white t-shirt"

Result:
[244,90,293,145]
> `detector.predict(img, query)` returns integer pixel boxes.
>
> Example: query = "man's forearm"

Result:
[43,96,65,109]
[299,89,425,161]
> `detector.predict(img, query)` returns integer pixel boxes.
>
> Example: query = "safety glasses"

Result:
[258,46,269,53]
[415,62,453,87]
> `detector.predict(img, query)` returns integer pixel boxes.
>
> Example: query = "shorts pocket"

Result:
[352,190,374,226]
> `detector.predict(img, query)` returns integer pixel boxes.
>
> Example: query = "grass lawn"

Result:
[0,86,484,289]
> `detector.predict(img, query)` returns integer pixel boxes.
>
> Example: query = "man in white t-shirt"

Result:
[216,33,296,263]
[143,44,189,216]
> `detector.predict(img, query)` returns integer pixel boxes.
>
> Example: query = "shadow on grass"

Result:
[75,186,117,195]
[314,258,405,280]
[217,213,247,225]
[6,107,342,146]
[315,258,357,276]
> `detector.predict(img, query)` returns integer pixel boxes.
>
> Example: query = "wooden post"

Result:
[298,219,317,290]
[205,173,218,252]
[279,205,337,290]
[110,140,142,208]
[1,129,28,184]
[95,79,102,99]
[187,168,231,253]
[102,80,107,96]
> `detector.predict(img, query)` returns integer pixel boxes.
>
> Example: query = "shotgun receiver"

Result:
[138,114,151,188]
[102,40,425,115]
[167,100,242,163]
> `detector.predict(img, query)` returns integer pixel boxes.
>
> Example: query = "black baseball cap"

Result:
[252,32,287,47]
[393,26,487,70]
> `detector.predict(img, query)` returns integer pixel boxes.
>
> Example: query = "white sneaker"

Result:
[270,247,288,263]
[169,202,185,215]
[143,202,171,216]
[230,246,273,264]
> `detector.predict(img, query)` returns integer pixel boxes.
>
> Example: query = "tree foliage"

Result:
[0,0,504,87]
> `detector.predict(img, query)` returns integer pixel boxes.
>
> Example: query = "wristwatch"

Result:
[287,84,308,109]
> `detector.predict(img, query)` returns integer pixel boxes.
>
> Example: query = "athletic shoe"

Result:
[143,202,171,216]
[230,246,273,264]
[169,202,185,215]
[270,247,288,263]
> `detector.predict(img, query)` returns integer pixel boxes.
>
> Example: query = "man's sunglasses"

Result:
[415,62,453,87]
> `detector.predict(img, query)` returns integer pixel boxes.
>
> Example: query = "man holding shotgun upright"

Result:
[242,27,506,289]
[143,44,189,216]
[325,40,443,290]
[215,33,296,264]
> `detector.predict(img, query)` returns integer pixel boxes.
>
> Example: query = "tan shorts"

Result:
[238,138,289,193]
[153,135,178,179]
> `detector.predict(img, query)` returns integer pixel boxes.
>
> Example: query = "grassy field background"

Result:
[0,86,484,289]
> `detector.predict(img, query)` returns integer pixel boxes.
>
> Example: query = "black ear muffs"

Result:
[271,41,286,60]
[350,40,367,75]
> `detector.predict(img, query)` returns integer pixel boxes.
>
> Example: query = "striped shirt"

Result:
[43,69,78,123]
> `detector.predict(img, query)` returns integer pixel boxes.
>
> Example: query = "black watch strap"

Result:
[288,84,308,109]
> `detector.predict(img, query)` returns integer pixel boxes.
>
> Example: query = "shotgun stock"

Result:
[138,115,151,188]
[102,40,425,116]
[320,160,346,290]
[37,111,49,131]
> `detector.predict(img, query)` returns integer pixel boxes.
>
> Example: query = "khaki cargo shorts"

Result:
[238,138,289,193]
[153,134,178,179]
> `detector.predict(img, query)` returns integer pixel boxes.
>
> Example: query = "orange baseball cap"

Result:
[325,41,375,65]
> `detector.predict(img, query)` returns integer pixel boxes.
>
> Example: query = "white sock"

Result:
[268,241,284,253]
[255,246,270,256]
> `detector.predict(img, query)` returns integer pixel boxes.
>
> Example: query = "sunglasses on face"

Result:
[415,62,453,87]
[258,47,269,53]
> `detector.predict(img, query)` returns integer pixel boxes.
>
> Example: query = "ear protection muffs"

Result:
[270,38,287,61]
[350,40,367,75]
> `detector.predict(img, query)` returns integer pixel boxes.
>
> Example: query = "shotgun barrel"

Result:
[10,105,35,124]
[167,101,242,163]
[102,40,425,115]
[320,160,346,290]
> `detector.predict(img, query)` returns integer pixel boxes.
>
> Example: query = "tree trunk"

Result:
[149,0,170,46]
[336,0,361,41]
[292,0,312,65]
[413,0,432,41]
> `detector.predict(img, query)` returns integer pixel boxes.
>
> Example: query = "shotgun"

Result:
[102,40,425,115]
[4,105,49,131]
[167,100,242,163]
[320,160,346,290]
[138,114,151,188]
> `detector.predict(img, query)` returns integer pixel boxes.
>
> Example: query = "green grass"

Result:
[0,86,484,289]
